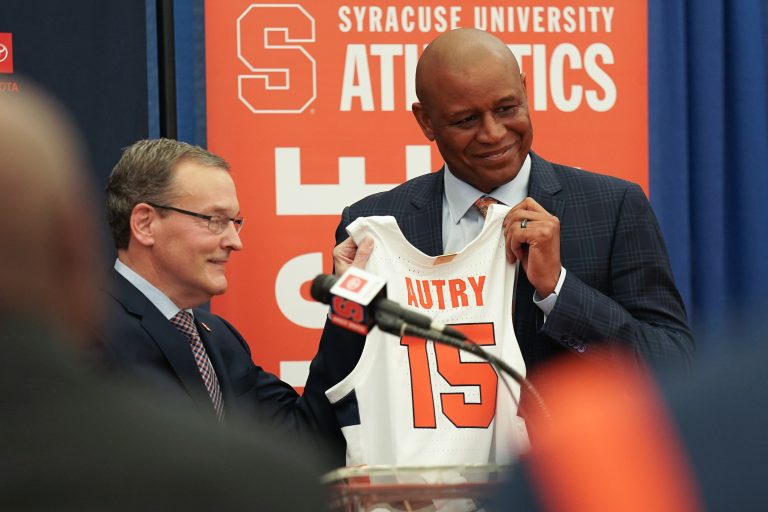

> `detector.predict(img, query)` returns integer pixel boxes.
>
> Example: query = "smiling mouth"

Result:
[475,145,514,160]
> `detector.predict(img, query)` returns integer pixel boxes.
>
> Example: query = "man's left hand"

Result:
[503,197,561,296]
[333,237,374,276]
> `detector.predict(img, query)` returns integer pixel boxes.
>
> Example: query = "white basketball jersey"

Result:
[327,205,527,467]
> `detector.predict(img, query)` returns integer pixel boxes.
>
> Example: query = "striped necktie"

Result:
[473,195,500,218]
[170,310,225,422]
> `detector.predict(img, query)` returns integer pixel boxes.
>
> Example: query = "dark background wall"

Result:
[0,0,150,258]
[1,0,150,189]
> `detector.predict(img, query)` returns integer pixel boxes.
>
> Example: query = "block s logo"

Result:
[237,4,316,113]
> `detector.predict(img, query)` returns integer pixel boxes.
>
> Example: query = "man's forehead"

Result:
[425,53,520,94]
[170,162,231,190]
[426,34,515,70]
[170,163,237,202]
[429,67,524,102]
[172,159,228,177]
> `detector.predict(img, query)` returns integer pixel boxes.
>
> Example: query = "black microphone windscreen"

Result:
[310,274,338,304]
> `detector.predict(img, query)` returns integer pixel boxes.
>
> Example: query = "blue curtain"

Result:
[146,0,206,144]
[173,0,207,146]
[649,0,768,352]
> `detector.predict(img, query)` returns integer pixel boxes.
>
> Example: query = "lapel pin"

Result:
[200,321,212,332]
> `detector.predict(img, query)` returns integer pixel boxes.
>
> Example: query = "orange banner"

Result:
[205,0,647,386]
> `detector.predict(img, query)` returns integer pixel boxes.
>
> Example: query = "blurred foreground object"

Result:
[494,353,704,511]
[0,84,324,511]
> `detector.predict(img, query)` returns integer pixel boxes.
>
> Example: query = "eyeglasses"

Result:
[147,202,244,234]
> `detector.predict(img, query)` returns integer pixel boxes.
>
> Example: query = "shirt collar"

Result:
[114,258,192,320]
[443,153,532,225]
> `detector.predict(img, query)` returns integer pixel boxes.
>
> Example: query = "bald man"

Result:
[320,28,692,439]
[0,85,325,510]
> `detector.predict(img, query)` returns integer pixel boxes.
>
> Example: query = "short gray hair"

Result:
[106,138,229,249]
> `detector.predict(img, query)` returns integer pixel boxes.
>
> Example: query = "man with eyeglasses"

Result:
[96,138,368,466]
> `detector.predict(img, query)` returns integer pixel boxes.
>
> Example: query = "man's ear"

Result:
[411,102,435,141]
[130,203,157,247]
[521,72,528,97]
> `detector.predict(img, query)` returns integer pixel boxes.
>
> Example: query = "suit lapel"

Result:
[106,270,212,408]
[398,169,445,257]
[514,153,565,338]
[528,152,565,219]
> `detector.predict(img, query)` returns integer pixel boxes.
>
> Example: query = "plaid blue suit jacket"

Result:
[325,152,693,374]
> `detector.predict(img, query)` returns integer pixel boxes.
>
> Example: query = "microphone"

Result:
[311,268,467,340]
[312,267,550,422]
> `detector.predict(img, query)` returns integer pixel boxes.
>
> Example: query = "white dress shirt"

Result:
[114,258,192,319]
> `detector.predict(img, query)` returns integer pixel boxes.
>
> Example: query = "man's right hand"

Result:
[332,237,374,276]
[503,197,562,296]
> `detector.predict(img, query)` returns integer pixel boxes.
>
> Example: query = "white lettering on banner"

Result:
[237,4,316,114]
[404,43,419,107]
[473,6,614,33]
[340,44,421,111]
[340,44,373,111]
[508,43,616,112]
[275,252,327,329]
[372,44,401,111]
[336,5,614,34]
[531,44,548,111]
[274,146,431,215]
[339,42,615,113]
[550,44,583,112]
[584,43,616,112]
[337,5,462,33]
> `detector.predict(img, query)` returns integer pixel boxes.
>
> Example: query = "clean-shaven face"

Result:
[414,48,533,193]
[151,160,243,308]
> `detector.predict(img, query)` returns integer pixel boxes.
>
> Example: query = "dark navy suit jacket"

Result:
[319,152,693,375]
[97,269,350,466]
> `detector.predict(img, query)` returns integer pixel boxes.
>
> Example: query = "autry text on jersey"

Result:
[405,275,486,310]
